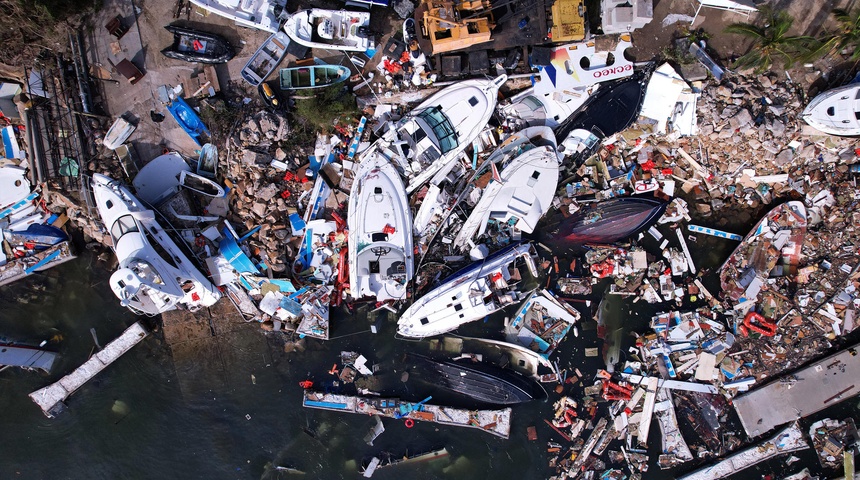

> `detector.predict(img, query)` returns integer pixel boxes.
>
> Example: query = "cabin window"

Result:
[855,111,860,120]
[106,200,114,209]
[110,214,140,244]
[827,106,835,116]
[417,107,457,154]
[454,303,463,312]
[518,360,526,367]
[531,171,540,179]
[371,233,388,242]
[374,187,382,194]
[468,96,478,107]
[369,261,380,274]
[420,318,429,325]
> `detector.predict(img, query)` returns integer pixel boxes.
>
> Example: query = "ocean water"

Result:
[1,230,857,480]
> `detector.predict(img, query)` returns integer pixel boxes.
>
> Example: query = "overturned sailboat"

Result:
[547,196,669,247]
[397,243,538,338]
[91,174,221,315]
[348,154,414,301]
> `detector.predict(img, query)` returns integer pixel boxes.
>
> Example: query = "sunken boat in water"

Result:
[160,25,234,64]
[407,353,547,405]
[547,196,668,247]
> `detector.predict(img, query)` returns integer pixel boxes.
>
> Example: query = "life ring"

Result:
[195,236,206,248]
[404,418,414,428]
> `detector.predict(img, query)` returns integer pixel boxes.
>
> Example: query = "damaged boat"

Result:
[546,196,669,247]
[166,96,210,146]
[188,0,284,34]
[397,242,538,338]
[505,289,580,359]
[283,9,374,52]
[240,31,290,86]
[347,155,414,301]
[407,353,547,405]
[160,25,234,64]
[452,126,560,250]
[91,174,221,315]
[801,83,860,136]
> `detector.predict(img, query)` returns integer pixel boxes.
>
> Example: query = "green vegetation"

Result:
[723,6,816,73]
[809,8,860,62]
[292,85,359,132]
[0,0,99,63]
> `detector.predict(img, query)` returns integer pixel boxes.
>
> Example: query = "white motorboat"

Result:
[348,154,413,301]
[452,126,560,250]
[188,0,285,33]
[500,83,598,130]
[801,83,860,136]
[283,9,373,52]
[397,243,538,338]
[91,174,221,316]
[366,75,506,194]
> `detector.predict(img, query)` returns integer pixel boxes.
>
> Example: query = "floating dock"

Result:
[29,322,148,418]
[732,346,860,437]
[678,422,809,480]
[302,391,511,439]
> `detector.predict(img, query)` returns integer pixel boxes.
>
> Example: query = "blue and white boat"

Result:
[397,243,538,338]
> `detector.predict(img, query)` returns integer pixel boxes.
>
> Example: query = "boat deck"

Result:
[302,391,512,438]
[29,322,148,418]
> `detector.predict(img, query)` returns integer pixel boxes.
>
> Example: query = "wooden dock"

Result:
[302,391,511,439]
[29,322,148,418]
[732,346,860,437]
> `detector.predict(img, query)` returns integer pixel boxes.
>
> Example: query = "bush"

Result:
[292,85,359,131]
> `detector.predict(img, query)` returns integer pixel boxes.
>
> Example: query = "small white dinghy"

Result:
[801,83,860,136]
[452,127,560,250]
[348,153,413,301]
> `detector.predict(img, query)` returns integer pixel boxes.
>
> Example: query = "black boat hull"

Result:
[548,196,668,246]
[161,25,234,64]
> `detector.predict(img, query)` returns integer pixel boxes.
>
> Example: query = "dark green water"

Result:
[1,224,857,480]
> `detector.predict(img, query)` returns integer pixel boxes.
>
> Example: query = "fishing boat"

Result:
[283,9,374,52]
[166,96,210,146]
[801,83,860,136]
[91,173,221,316]
[397,242,538,338]
[196,143,218,178]
[505,289,580,359]
[407,353,547,405]
[367,75,506,194]
[160,25,234,64]
[278,61,350,90]
[103,116,136,150]
[240,31,290,86]
[348,154,413,301]
[188,0,284,33]
[719,201,807,304]
[452,126,560,250]
[546,196,669,247]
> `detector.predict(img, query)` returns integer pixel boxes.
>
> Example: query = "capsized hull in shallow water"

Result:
[547,196,668,247]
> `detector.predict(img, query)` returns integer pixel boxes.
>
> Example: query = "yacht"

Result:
[397,243,538,338]
[188,0,285,33]
[452,126,560,250]
[283,9,373,52]
[367,75,506,194]
[91,174,221,315]
[348,154,413,301]
[801,83,860,136]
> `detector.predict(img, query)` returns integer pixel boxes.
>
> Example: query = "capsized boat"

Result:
[188,0,284,33]
[368,75,506,194]
[103,116,136,150]
[505,289,580,359]
[397,243,538,338]
[283,9,373,52]
[546,196,669,247]
[407,353,547,405]
[91,173,221,315]
[426,335,559,382]
[279,61,350,90]
[166,96,210,146]
[719,201,806,304]
[160,25,234,64]
[800,83,860,136]
[240,31,290,86]
[348,154,413,301]
[452,126,560,250]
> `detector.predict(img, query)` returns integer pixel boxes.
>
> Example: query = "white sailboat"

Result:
[283,9,373,52]
[348,154,413,301]
[365,75,506,195]
[397,243,538,338]
[452,126,560,250]
[801,83,860,136]
[188,0,285,33]
[91,174,221,316]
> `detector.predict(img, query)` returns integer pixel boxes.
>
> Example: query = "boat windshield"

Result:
[416,106,457,154]
[110,214,140,244]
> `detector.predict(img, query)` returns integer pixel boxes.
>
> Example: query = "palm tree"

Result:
[811,8,860,61]
[723,6,817,73]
